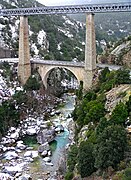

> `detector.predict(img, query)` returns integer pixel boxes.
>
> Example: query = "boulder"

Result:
[38,142,50,153]
[43,157,51,162]
[3,165,23,176]
[55,125,64,133]
[37,129,55,144]
[10,131,20,140]
[24,151,38,158]
[41,150,48,157]
[26,128,37,135]
[18,174,32,180]
[45,162,53,166]
[16,141,26,150]
[4,151,18,160]
[0,173,12,179]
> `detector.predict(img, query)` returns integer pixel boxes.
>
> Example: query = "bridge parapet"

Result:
[32,60,84,68]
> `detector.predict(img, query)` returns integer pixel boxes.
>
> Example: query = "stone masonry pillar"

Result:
[85,13,96,71]
[18,16,31,85]
[83,13,96,90]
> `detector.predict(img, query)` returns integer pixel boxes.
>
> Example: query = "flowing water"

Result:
[29,93,76,179]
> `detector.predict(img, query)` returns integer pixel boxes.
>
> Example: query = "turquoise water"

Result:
[41,94,75,172]
[51,129,69,164]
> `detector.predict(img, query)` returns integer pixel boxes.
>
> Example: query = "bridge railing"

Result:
[0,2,131,16]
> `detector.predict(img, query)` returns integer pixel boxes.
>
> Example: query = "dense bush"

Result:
[110,102,128,126]
[67,145,78,172]
[95,125,127,170]
[24,76,41,91]
[65,171,74,180]
[78,141,96,178]
[0,100,20,136]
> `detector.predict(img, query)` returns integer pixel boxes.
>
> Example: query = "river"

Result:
[29,93,76,179]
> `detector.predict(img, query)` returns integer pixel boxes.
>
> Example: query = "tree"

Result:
[96,117,109,136]
[122,168,131,180]
[65,171,74,180]
[110,102,128,126]
[99,67,110,83]
[95,125,127,170]
[78,141,96,178]
[126,95,131,115]
[84,100,105,124]
[0,101,20,135]
[67,144,78,172]
[115,69,131,85]
[76,81,83,100]
[24,76,41,91]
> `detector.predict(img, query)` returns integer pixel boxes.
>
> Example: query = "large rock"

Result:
[3,164,23,176]
[43,157,51,162]
[4,151,18,160]
[55,125,64,133]
[18,174,32,180]
[24,151,38,158]
[38,142,50,153]
[0,173,12,179]
[41,150,48,157]
[37,129,55,144]
[16,141,26,150]
[10,130,20,140]
[26,127,37,135]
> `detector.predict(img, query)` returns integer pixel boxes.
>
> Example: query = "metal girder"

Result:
[0,2,131,16]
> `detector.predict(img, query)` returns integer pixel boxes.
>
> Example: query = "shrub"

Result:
[65,171,74,180]
[24,76,41,91]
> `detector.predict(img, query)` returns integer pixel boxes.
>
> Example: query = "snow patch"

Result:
[31,43,39,55]
[37,30,46,45]
[62,16,75,26]
[57,43,61,50]
[58,27,73,38]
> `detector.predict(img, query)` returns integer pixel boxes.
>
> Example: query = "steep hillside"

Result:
[69,12,131,47]
[98,36,131,68]
[0,0,85,61]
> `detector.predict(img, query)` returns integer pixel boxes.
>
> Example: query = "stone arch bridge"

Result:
[1,2,130,90]
[18,13,96,90]
[32,60,93,90]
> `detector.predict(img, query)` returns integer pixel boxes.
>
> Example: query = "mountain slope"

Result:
[0,0,85,61]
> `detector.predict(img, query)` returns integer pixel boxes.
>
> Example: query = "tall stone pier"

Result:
[18,16,31,85]
[84,13,96,89]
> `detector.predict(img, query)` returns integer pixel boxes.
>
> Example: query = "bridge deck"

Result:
[0,3,131,16]
[0,58,84,67]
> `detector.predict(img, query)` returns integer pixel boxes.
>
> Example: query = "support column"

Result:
[85,13,96,71]
[18,16,31,85]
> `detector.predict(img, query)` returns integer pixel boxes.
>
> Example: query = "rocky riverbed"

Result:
[0,93,76,180]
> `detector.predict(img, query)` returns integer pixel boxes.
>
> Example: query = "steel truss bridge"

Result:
[0,2,131,16]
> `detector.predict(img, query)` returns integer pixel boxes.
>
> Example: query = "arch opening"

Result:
[44,67,79,96]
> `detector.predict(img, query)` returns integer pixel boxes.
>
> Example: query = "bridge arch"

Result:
[33,64,85,89]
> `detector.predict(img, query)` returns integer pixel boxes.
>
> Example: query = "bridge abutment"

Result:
[18,16,31,84]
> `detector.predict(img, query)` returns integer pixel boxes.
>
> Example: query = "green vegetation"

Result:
[78,141,96,178]
[22,135,38,149]
[67,144,78,172]
[24,76,41,91]
[110,102,128,126]
[0,100,20,136]
[67,67,131,179]
[95,125,127,170]
[97,68,131,93]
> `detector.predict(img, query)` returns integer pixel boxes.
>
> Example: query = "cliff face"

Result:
[123,50,131,68]
[98,39,131,68]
